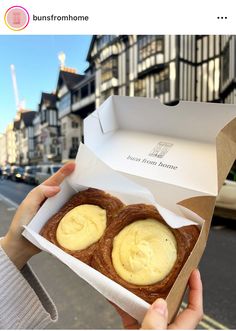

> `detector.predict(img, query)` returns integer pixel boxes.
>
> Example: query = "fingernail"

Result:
[152,298,167,316]
[65,162,76,171]
[194,269,201,279]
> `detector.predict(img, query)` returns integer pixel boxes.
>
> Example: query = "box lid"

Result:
[84,96,236,204]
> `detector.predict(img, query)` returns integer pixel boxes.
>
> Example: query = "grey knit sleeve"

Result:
[0,246,58,329]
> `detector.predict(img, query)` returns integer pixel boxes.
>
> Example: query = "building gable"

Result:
[86,35,97,61]
[56,73,69,97]
[56,70,84,97]
[39,92,58,110]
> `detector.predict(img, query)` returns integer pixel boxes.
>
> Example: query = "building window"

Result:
[134,79,146,97]
[90,80,95,94]
[154,67,170,95]
[41,110,46,123]
[62,123,66,131]
[58,94,70,114]
[81,85,89,99]
[138,35,164,62]
[126,47,130,95]
[101,56,118,83]
[73,91,80,103]
[72,121,79,128]
[197,57,220,102]
[72,137,79,149]
[222,43,230,84]
[97,35,116,51]
[101,87,118,102]
[22,129,26,139]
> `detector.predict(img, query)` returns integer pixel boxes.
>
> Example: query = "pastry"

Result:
[91,204,199,304]
[41,190,199,304]
[40,188,124,264]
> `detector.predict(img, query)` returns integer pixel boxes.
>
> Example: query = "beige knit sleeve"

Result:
[0,247,58,329]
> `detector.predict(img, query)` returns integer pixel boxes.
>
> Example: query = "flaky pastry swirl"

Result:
[91,204,199,304]
[40,188,124,264]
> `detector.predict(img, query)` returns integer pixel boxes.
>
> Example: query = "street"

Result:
[0,180,236,329]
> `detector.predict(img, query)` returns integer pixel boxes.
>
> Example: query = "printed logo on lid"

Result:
[149,142,173,158]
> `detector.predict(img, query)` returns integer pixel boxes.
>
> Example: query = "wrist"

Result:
[0,236,34,270]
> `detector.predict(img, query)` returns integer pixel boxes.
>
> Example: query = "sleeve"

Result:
[0,246,58,329]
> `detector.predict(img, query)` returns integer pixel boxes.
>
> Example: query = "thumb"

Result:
[23,185,61,215]
[141,298,168,329]
[8,185,61,242]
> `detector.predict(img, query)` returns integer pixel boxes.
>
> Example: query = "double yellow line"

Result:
[181,302,228,329]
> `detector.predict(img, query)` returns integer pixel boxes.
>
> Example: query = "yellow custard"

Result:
[56,204,106,251]
[112,219,177,285]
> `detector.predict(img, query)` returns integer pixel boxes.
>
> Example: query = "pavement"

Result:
[0,179,236,329]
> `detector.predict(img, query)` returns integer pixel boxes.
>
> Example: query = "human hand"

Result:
[113,269,203,329]
[1,162,75,269]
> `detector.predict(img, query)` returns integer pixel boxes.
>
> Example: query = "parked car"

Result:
[10,166,24,182]
[35,164,62,184]
[2,166,10,179]
[22,166,37,185]
[214,167,236,220]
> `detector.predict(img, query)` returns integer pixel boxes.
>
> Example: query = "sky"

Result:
[0,35,92,133]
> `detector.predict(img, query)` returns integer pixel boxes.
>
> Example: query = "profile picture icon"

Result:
[4,6,30,31]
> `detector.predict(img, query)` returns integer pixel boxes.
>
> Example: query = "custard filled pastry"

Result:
[92,204,199,304]
[40,188,124,264]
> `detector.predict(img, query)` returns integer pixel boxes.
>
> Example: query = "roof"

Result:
[21,111,36,127]
[86,35,97,61]
[73,72,95,90]
[56,70,85,92]
[40,92,57,109]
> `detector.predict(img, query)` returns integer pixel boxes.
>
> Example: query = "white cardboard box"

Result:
[23,96,236,323]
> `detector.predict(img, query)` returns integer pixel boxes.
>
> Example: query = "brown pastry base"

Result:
[40,188,124,265]
[91,204,200,304]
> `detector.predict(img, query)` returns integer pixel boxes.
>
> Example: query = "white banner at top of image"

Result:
[0,0,235,35]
